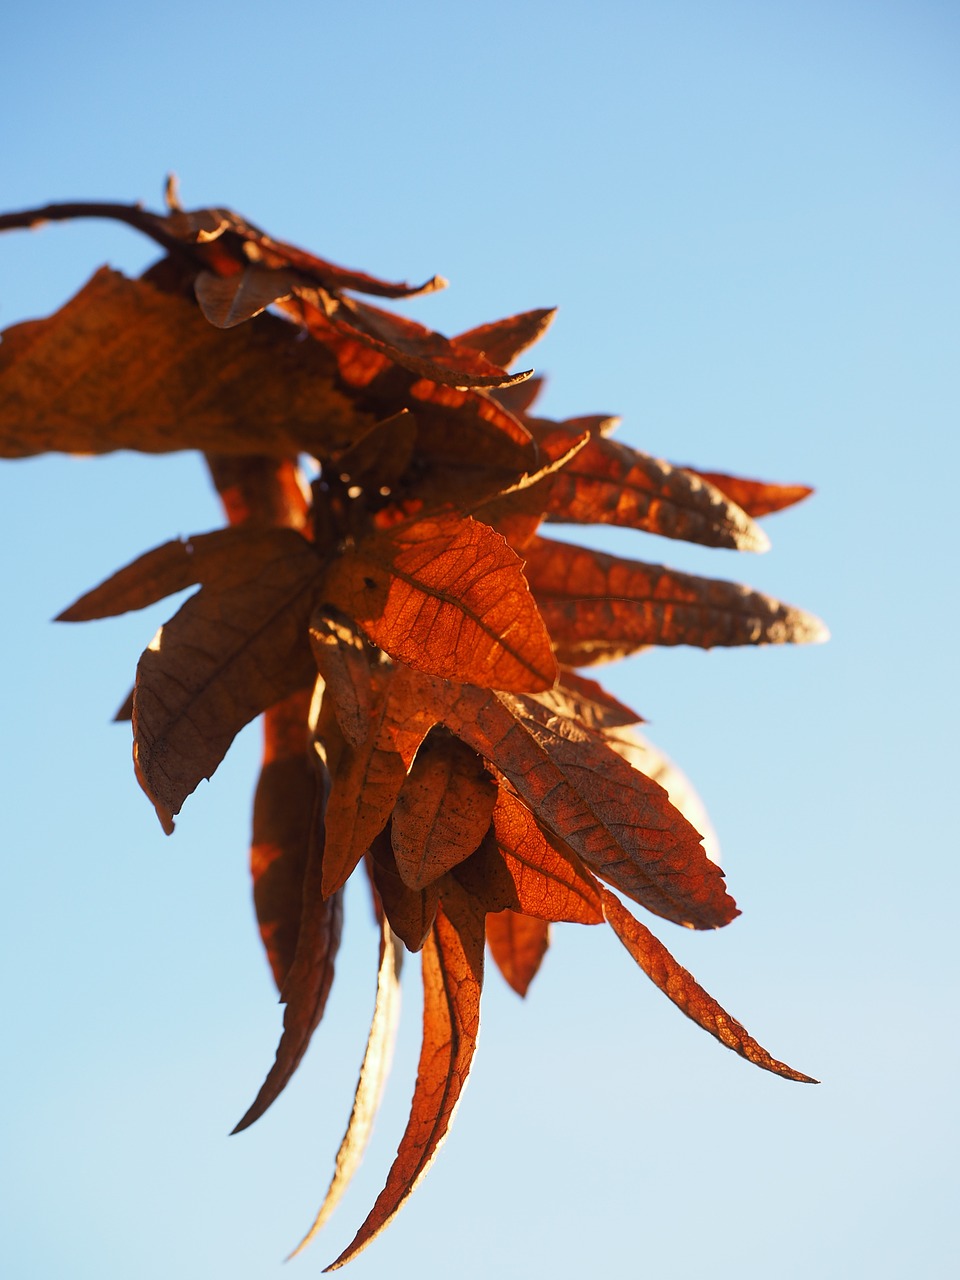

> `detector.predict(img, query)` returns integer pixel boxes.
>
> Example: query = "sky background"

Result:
[1,2,958,1278]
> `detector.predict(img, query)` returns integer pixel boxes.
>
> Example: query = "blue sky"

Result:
[2,3,958,1278]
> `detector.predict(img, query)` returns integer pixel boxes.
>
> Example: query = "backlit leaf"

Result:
[683,468,814,518]
[391,730,498,890]
[322,514,557,692]
[327,878,484,1271]
[524,535,829,664]
[601,889,817,1084]
[290,918,402,1257]
[486,911,550,997]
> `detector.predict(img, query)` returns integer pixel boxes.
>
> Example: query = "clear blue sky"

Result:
[2,3,957,1278]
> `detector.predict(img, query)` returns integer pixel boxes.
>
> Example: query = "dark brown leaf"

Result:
[524,535,829,664]
[322,514,557,692]
[309,607,373,750]
[132,531,321,827]
[327,878,484,1271]
[250,689,317,989]
[601,889,817,1084]
[194,265,299,328]
[0,269,373,460]
[370,831,439,953]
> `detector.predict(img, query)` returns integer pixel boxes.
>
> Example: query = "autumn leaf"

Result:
[321,513,558,692]
[485,911,550,997]
[290,917,402,1258]
[600,889,817,1083]
[0,193,824,1267]
[0,268,372,460]
[523,534,829,664]
[326,878,484,1271]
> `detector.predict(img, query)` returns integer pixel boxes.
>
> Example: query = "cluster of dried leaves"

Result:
[0,189,825,1269]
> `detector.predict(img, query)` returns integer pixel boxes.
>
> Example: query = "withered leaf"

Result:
[133,531,321,827]
[370,831,439,953]
[600,889,817,1084]
[524,535,829,664]
[391,731,498,891]
[290,917,402,1257]
[439,682,737,930]
[542,431,770,552]
[0,269,372,460]
[309,607,373,750]
[322,513,557,693]
[327,878,484,1271]
[57,525,299,622]
[455,308,556,369]
[682,468,814,518]
[250,689,318,989]
[194,265,299,328]
[485,911,550,997]
[319,666,438,899]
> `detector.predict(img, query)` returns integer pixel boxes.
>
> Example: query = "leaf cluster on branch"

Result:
[0,187,825,1269]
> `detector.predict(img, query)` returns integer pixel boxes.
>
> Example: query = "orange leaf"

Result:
[370,831,439,952]
[0,268,371,460]
[485,911,550,997]
[290,917,402,1257]
[441,683,737,930]
[391,730,498,890]
[322,514,557,692]
[455,308,556,368]
[601,889,817,1084]
[250,689,317,989]
[683,468,814,518]
[326,878,484,1271]
[234,876,344,1133]
[132,532,321,827]
[544,432,770,552]
[524,535,829,664]
[319,666,438,898]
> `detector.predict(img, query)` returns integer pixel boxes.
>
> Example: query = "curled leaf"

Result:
[327,879,484,1270]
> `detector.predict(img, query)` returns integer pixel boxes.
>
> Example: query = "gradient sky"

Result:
[2,3,958,1278]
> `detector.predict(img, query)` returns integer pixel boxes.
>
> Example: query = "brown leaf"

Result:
[290,917,402,1257]
[543,432,770,552]
[205,455,310,531]
[132,531,321,827]
[56,526,292,622]
[455,308,556,368]
[319,666,438,899]
[370,830,439,952]
[683,468,814,518]
[233,867,344,1132]
[194,265,299,328]
[0,268,373,460]
[295,288,531,392]
[250,689,317,990]
[309,607,373,750]
[600,889,817,1084]
[440,683,737,930]
[391,731,498,890]
[485,911,550,997]
[495,374,546,416]
[327,878,484,1271]
[322,513,558,692]
[524,535,829,664]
